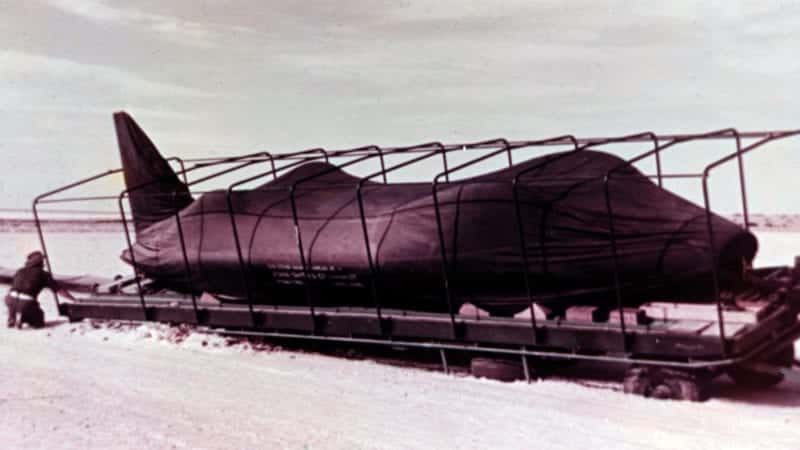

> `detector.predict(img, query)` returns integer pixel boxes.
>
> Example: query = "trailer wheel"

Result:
[623,367,651,396]
[728,363,784,388]
[624,367,711,402]
[658,375,709,402]
[471,357,527,382]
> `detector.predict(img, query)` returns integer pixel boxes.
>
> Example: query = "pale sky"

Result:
[2,1,800,212]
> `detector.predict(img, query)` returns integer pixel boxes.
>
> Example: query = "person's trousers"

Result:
[5,296,43,328]
[4,294,18,327]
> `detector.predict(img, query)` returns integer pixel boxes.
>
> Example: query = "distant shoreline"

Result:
[3,214,800,233]
[726,214,800,232]
[0,218,125,233]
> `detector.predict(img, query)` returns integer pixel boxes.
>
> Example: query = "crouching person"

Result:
[5,251,75,329]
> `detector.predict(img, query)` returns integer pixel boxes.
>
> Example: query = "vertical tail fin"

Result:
[114,111,193,233]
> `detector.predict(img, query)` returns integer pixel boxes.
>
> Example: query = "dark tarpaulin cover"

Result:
[116,113,758,315]
[114,112,192,233]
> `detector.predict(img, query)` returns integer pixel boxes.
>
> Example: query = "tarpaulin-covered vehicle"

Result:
[27,113,800,400]
[116,112,756,317]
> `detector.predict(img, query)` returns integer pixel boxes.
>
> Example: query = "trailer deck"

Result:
[60,280,800,366]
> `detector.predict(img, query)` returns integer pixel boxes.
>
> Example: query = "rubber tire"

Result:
[471,357,526,382]
[624,367,711,402]
[623,367,651,396]
[660,377,707,402]
[728,366,784,388]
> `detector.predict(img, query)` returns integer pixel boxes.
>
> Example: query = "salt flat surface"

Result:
[751,230,800,267]
[1,230,799,449]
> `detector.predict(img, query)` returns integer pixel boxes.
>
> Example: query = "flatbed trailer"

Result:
[36,126,800,401]
[58,280,799,361]
[56,276,800,401]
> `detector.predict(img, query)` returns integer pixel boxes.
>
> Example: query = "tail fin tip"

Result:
[114,111,193,233]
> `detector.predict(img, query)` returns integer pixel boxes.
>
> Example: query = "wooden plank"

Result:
[641,302,759,324]
[608,308,647,325]
[199,292,222,305]
[512,304,549,321]
[729,305,795,355]
[664,320,713,335]
[565,306,602,323]
[700,322,749,338]
[649,301,766,314]
[458,302,490,318]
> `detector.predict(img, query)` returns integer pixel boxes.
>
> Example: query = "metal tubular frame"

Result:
[177,153,275,323]
[217,318,800,370]
[355,142,450,333]
[171,191,200,323]
[602,129,738,354]
[33,128,800,371]
[700,130,800,355]
[117,150,282,247]
[289,149,384,330]
[733,134,749,231]
[510,135,580,340]
[431,138,516,337]
[183,155,275,188]
[118,151,279,320]
[653,135,663,187]
[172,131,800,164]
[287,146,397,331]
[174,152,277,324]
[33,169,124,308]
[116,196,148,316]
[343,145,388,183]
[166,157,188,185]
[225,148,331,326]
[509,132,657,348]
[595,132,662,350]
[375,147,388,183]
[37,195,129,204]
